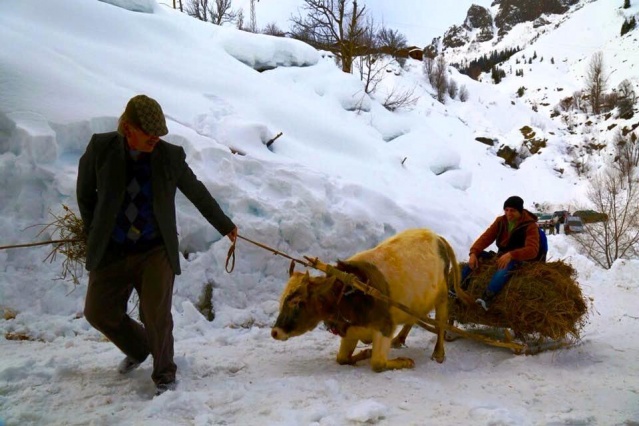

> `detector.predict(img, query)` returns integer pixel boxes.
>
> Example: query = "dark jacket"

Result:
[77,132,235,274]
[469,209,540,262]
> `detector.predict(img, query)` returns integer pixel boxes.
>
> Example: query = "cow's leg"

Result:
[336,337,370,365]
[391,324,412,348]
[431,291,448,363]
[371,332,414,372]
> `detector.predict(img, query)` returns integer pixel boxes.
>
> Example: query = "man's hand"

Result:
[227,226,238,243]
[497,252,512,269]
[468,253,479,269]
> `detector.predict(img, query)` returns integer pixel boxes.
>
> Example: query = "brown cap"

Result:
[125,94,168,136]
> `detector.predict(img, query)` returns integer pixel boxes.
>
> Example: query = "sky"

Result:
[1,0,639,424]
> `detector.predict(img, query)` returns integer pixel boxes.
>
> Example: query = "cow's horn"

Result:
[288,260,295,277]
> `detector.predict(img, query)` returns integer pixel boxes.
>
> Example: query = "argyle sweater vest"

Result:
[111,150,161,249]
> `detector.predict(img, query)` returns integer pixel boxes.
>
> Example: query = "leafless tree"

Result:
[572,168,639,268]
[459,85,469,102]
[381,85,419,112]
[617,79,636,119]
[376,27,407,56]
[433,55,448,103]
[612,130,639,191]
[171,0,184,12]
[186,0,210,22]
[356,17,385,94]
[262,22,286,37]
[585,51,608,114]
[448,79,458,99]
[236,8,244,29]
[423,57,435,85]
[186,0,237,25]
[211,0,237,25]
[290,0,368,73]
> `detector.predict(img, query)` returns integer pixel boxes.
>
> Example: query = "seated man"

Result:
[461,196,540,311]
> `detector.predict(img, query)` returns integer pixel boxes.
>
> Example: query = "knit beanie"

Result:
[503,196,524,213]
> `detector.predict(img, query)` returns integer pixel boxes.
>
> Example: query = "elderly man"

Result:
[77,94,237,395]
[460,196,541,311]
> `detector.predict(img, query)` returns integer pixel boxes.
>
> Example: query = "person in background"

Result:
[77,94,237,395]
[460,196,540,311]
[553,214,560,235]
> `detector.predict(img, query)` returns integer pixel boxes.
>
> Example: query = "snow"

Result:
[1,0,638,424]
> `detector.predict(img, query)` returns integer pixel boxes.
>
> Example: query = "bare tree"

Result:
[459,84,469,102]
[613,130,639,191]
[381,85,419,112]
[423,57,435,85]
[433,55,448,103]
[572,169,639,268]
[448,79,458,99]
[617,79,636,119]
[186,0,210,22]
[585,51,608,114]
[236,8,244,29]
[290,0,368,73]
[356,17,385,94]
[186,0,236,25]
[211,0,237,25]
[376,27,407,56]
[262,22,286,37]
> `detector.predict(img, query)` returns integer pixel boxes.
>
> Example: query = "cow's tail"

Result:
[439,236,474,305]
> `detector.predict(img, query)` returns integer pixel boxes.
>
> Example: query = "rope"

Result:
[225,234,311,273]
[0,239,81,251]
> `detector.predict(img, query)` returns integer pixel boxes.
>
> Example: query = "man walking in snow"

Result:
[76,94,237,395]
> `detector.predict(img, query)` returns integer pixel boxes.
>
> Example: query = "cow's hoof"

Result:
[351,349,372,363]
[391,338,406,348]
[374,357,415,371]
[396,357,415,369]
[431,353,446,363]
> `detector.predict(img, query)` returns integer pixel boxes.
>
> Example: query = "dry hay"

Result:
[450,259,589,342]
[39,205,87,284]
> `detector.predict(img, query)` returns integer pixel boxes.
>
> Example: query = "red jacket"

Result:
[469,209,540,261]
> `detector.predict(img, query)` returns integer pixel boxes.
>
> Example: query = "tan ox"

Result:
[271,228,462,372]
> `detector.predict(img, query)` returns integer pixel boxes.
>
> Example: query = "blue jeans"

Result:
[461,251,520,296]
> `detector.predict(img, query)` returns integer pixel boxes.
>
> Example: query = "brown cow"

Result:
[271,228,463,372]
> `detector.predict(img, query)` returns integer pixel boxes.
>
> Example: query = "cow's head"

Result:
[271,271,336,341]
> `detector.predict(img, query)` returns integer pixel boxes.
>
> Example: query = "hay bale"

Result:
[450,260,589,341]
[41,205,87,284]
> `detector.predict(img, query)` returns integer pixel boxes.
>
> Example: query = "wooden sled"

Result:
[445,259,589,354]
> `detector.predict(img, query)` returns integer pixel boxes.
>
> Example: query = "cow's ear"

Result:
[288,260,295,277]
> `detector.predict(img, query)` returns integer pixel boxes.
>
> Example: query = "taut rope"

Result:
[225,234,311,273]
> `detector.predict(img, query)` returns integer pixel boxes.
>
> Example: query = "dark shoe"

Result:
[155,381,177,396]
[118,356,142,375]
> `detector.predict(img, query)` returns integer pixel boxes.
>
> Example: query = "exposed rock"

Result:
[442,25,470,48]
[464,5,494,30]
[494,0,572,36]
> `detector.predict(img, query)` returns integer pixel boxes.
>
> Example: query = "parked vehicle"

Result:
[572,210,608,224]
[536,213,553,231]
[552,210,570,224]
[564,216,585,234]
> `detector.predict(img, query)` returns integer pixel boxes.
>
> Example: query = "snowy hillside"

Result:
[1,0,638,424]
